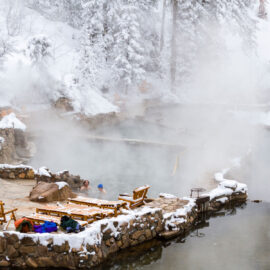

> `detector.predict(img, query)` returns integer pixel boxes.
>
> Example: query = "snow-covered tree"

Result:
[112,0,146,93]
[231,0,257,51]
[6,0,23,36]
[77,0,108,91]
[169,0,200,92]
[27,0,83,28]
[60,0,83,28]
[27,35,52,64]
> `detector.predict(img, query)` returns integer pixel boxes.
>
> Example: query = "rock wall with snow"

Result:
[0,113,30,164]
[0,164,85,189]
[0,128,16,164]
[0,179,248,269]
[0,208,164,269]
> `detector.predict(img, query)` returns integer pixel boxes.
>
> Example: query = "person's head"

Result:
[83,180,89,187]
[97,184,104,192]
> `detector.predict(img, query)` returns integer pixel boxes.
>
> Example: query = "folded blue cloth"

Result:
[34,221,57,233]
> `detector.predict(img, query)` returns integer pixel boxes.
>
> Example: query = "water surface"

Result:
[98,202,270,270]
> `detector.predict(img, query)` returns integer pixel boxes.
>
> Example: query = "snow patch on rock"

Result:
[0,113,26,130]
[55,182,68,190]
[163,197,196,231]
[35,167,51,177]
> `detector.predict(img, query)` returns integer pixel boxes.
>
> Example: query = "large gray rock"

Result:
[29,181,75,202]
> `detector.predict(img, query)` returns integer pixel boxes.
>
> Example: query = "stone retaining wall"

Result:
[0,165,84,189]
[0,209,164,269]
[0,128,30,164]
[0,129,16,164]
[0,182,247,269]
[0,165,35,180]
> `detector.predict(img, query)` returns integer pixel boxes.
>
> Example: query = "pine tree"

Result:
[78,0,107,91]
[170,0,199,91]
[231,0,257,51]
[112,0,146,93]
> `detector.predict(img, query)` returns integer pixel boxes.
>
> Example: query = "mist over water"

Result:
[27,101,270,201]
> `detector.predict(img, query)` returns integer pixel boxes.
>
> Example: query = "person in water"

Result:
[80,180,90,191]
[97,184,106,193]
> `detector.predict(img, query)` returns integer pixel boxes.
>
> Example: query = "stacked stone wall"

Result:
[0,166,84,189]
[0,183,248,269]
[0,209,164,269]
[0,129,16,164]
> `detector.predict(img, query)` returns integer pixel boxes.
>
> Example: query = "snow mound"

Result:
[204,180,247,201]
[219,180,238,190]
[55,182,68,190]
[35,167,51,177]
[0,164,33,169]
[0,113,26,130]
[206,186,234,201]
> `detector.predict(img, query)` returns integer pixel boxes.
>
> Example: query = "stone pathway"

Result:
[145,197,189,213]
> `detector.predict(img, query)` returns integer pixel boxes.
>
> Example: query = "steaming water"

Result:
[25,106,270,269]
[28,104,270,201]
[96,202,270,270]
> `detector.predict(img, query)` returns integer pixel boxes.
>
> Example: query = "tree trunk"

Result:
[170,0,178,93]
[160,0,167,51]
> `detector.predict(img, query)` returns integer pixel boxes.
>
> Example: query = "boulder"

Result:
[29,182,75,202]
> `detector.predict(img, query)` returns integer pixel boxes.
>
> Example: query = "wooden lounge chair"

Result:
[118,185,150,209]
[36,203,114,223]
[24,213,88,227]
[0,201,17,229]
[68,197,127,216]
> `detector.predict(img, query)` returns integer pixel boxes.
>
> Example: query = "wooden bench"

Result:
[25,213,88,227]
[36,204,114,223]
[118,185,150,209]
[69,197,127,216]
[0,201,17,229]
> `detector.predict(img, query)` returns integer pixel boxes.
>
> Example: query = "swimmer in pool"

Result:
[80,180,91,191]
[97,184,106,193]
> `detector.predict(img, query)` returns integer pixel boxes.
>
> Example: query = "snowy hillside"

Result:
[0,0,118,115]
[0,0,269,116]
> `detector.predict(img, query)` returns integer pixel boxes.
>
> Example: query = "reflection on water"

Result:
[97,202,270,270]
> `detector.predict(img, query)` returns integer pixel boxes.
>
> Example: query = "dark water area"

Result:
[96,202,270,270]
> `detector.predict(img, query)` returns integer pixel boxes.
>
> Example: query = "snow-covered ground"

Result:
[0,1,118,116]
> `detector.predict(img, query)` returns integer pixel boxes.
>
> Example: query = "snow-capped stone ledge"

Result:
[0,180,248,268]
[0,113,26,131]
[0,164,85,189]
[0,207,163,269]
[202,179,248,211]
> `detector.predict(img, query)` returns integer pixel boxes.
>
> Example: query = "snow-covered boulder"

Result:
[29,181,75,202]
[0,113,26,130]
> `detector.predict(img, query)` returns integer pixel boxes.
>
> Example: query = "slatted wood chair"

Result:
[24,213,88,227]
[0,201,17,229]
[118,185,150,209]
[36,203,114,224]
[69,197,127,216]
